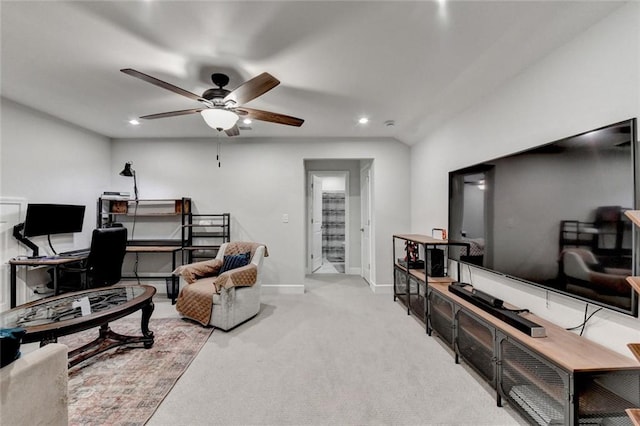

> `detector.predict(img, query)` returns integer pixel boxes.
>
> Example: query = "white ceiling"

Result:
[0,1,623,145]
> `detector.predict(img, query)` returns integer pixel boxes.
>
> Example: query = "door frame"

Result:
[306,171,350,274]
[360,163,372,283]
[1,197,28,311]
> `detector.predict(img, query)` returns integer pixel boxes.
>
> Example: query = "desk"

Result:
[123,246,182,303]
[8,255,87,308]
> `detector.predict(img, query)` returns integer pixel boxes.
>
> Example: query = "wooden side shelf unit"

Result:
[392,234,467,328]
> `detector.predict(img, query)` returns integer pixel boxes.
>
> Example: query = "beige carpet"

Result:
[148,275,525,425]
[59,317,213,426]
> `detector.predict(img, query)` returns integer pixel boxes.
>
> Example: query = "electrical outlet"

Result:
[282,214,289,223]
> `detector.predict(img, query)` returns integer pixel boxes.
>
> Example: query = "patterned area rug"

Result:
[58,317,213,426]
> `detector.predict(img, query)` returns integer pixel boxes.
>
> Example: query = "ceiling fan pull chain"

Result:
[216,134,221,168]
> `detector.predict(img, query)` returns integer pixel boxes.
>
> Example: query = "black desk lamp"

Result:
[119,162,139,201]
[119,161,140,282]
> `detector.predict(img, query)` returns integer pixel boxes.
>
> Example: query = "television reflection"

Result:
[448,119,637,315]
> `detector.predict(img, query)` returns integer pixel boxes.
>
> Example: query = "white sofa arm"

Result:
[0,343,68,426]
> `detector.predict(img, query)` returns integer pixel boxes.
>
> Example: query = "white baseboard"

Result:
[262,284,305,294]
[369,281,393,294]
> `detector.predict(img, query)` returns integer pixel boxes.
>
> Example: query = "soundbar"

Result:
[471,288,504,309]
[448,283,546,338]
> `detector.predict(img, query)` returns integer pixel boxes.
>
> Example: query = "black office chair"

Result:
[60,227,128,290]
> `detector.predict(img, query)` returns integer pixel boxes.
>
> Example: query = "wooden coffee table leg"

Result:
[141,299,155,349]
[67,301,155,367]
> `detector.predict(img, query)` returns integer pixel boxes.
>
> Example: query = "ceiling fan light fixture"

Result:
[201,109,239,131]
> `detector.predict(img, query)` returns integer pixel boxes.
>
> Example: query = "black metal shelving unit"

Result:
[182,212,231,264]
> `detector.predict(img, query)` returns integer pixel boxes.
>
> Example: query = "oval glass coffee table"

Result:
[0,284,156,367]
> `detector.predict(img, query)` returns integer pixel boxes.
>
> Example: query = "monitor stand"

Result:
[13,223,39,257]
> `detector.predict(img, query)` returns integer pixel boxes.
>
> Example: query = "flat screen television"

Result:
[448,118,638,316]
[23,204,86,237]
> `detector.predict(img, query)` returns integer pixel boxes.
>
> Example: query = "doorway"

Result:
[360,162,372,283]
[308,171,349,274]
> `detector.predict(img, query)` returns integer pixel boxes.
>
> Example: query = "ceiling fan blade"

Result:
[225,125,240,137]
[238,107,304,127]
[121,68,208,104]
[224,72,280,106]
[140,108,204,120]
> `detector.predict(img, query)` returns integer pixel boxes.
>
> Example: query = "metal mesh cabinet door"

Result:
[394,267,408,305]
[497,335,569,426]
[427,289,455,347]
[576,371,640,425]
[456,309,496,386]
[408,276,426,322]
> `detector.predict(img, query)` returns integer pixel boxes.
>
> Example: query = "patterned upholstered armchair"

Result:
[174,242,268,330]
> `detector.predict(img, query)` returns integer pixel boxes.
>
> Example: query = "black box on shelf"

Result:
[427,248,445,277]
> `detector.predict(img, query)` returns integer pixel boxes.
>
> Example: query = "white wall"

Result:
[0,97,112,252]
[411,3,640,355]
[0,97,112,300]
[111,137,410,290]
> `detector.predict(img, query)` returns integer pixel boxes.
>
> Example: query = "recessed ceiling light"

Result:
[243,118,252,125]
[129,119,140,125]
[358,117,369,124]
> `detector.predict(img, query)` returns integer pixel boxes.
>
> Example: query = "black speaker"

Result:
[427,248,445,277]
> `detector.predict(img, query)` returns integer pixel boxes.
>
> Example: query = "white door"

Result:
[0,198,27,311]
[311,175,323,272]
[361,167,371,283]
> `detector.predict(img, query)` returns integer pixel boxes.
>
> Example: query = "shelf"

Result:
[192,232,227,237]
[409,294,426,321]
[183,246,221,251]
[103,198,190,215]
[458,312,493,352]
[393,263,454,284]
[501,352,564,406]
[507,383,564,425]
[430,297,453,321]
[624,210,640,227]
[579,381,636,417]
[123,212,181,217]
[627,408,640,426]
[183,212,230,263]
[626,277,640,294]
[394,234,448,245]
[627,343,640,362]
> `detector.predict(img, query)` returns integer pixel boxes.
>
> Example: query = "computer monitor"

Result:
[23,204,86,237]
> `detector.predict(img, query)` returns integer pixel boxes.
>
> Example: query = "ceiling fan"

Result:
[121,68,304,136]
